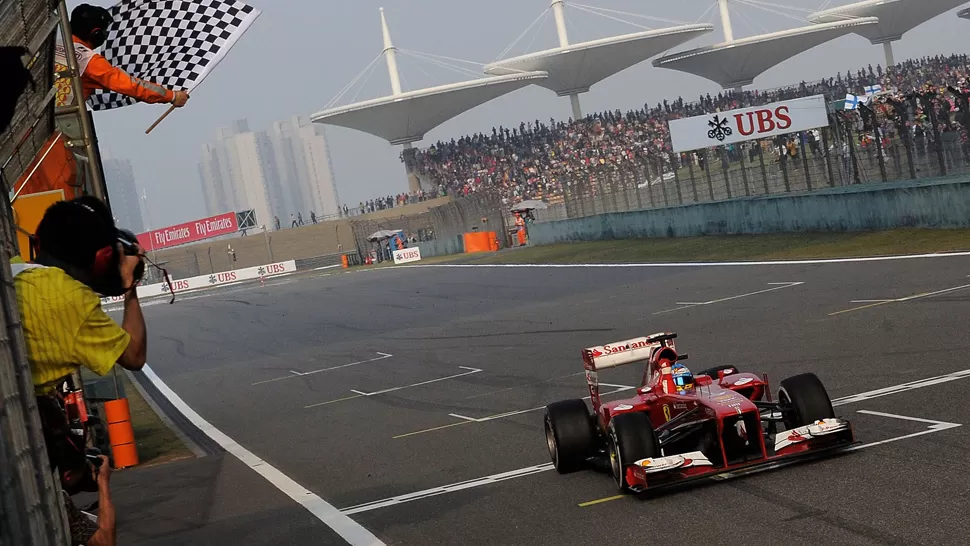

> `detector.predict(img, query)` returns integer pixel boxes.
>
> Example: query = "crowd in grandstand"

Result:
[341,187,445,218]
[377,54,970,206]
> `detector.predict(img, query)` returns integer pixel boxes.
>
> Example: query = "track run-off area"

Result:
[131,253,970,545]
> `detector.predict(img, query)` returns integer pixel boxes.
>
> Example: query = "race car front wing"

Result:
[626,418,854,492]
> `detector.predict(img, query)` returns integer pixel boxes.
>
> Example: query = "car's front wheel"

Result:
[607,412,660,492]
[778,373,835,430]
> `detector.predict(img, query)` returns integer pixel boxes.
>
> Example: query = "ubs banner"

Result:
[667,95,830,153]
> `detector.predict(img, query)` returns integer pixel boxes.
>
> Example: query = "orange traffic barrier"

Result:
[341,254,349,268]
[489,234,499,251]
[104,398,139,469]
[463,231,497,253]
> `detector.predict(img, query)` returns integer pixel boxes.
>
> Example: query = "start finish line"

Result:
[100,260,296,305]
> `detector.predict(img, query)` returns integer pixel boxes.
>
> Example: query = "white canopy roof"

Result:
[483,24,714,96]
[310,71,548,145]
[652,18,880,89]
[809,0,968,44]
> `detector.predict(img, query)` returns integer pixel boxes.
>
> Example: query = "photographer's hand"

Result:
[118,243,147,371]
[119,243,145,293]
[88,456,116,546]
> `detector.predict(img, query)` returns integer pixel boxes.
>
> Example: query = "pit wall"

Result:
[527,176,970,245]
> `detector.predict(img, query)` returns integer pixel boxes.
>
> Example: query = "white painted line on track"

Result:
[340,464,554,515]
[314,264,342,271]
[654,282,804,315]
[832,369,970,406]
[855,410,958,427]
[830,282,970,316]
[399,386,636,437]
[305,367,483,409]
[252,352,394,386]
[402,251,970,269]
[140,364,385,545]
[362,371,970,514]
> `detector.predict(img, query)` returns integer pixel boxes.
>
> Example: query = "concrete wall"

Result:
[529,176,970,245]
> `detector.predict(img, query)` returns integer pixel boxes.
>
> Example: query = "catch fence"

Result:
[538,100,970,223]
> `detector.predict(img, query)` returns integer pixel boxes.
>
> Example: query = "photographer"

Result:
[12,196,145,545]
[13,195,147,395]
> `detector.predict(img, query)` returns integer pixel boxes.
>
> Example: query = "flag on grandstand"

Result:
[844,93,865,110]
[87,0,261,111]
[864,84,883,95]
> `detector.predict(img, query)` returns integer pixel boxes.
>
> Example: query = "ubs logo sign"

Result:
[707,115,733,142]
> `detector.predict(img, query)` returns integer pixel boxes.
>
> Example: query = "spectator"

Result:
[391,53,970,205]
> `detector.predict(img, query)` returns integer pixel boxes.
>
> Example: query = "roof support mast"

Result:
[551,0,584,120]
[380,7,419,189]
[718,0,744,94]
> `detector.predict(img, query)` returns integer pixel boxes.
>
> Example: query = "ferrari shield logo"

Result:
[663,405,672,422]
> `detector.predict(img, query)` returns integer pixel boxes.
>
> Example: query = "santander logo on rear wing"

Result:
[584,334,671,370]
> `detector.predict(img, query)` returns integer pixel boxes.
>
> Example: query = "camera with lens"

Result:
[117,228,145,284]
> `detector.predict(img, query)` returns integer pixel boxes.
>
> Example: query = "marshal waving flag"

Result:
[88,0,261,111]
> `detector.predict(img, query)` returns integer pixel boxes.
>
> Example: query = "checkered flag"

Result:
[88,0,261,111]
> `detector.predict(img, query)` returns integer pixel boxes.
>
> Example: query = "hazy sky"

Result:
[78,0,970,229]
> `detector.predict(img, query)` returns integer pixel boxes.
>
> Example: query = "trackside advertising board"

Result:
[136,211,238,251]
[392,247,422,265]
[667,95,829,153]
[99,260,296,305]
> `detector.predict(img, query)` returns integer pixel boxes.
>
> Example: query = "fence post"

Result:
[688,153,700,202]
[821,125,837,187]
[800,133,813,191]
[720,148,733,199]
[739,144,751,196]
[758,142,770,194]
[703,149,715,200]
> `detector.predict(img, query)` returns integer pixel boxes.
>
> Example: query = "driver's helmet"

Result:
[671,363,695,394]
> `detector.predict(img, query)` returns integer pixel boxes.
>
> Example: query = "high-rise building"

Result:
[103,158,145,234]
[199,117,340,229]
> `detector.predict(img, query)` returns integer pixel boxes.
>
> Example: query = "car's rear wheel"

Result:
[544,399,596,474]
[698,364,738,380]
[778,373,835,430]
[607,412,660,492]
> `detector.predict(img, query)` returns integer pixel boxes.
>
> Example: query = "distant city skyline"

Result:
[197,116,340,229]
[102,158,145,234]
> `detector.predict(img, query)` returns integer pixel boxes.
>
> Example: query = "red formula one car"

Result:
[543,332,855,492]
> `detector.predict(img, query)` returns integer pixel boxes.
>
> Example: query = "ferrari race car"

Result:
[543,332,855,492]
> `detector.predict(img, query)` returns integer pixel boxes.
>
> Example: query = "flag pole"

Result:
[145,104,176,134]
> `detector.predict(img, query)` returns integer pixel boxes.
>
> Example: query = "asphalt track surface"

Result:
[129,255,970,545]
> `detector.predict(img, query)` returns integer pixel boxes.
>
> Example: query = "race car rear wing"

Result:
[582,333,676,371]
[582,332,680,412]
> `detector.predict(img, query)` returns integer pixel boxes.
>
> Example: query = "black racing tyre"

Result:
[778,373,835,430]
[607,412,660,492]
[698,365,739,380]
[544,399,595,474]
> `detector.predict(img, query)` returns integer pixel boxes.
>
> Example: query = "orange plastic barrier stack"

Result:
[104,398,139,468]
[463,231,497,253]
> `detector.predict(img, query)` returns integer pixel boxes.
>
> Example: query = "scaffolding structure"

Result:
[1,0,107,543]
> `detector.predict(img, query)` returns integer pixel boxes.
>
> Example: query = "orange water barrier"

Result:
[463,231,499,253]
[104,398,139,468]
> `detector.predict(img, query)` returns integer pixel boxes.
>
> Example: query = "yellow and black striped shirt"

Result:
[12,263,130,394]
